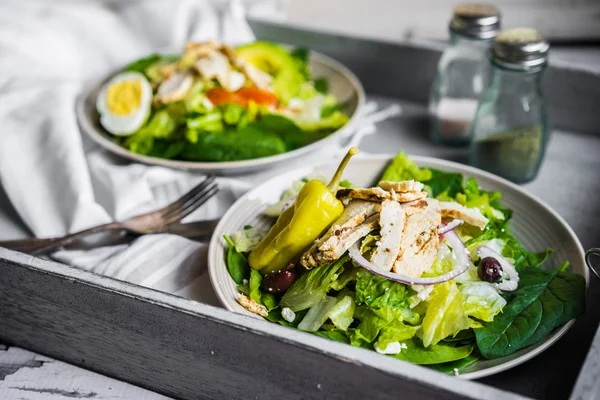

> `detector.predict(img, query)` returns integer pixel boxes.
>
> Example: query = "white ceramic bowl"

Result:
[76,51,365,175]
[208,154,588,379]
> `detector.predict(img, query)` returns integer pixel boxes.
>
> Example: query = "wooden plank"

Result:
[0,248,526,400]
[0,346,169,400]
[570,324,600,400]
[249,20,600,136]
[282,0,600,42]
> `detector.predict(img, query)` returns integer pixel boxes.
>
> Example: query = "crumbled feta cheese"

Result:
[281,307,296,323]
[242,279,248,285]
[374,341,402,355]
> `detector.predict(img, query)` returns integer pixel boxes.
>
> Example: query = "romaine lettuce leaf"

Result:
[460,282,507,322]
[280,255,348,311]
[355,269,409,310]
[377,322,419,349]
[379,152,432,183]
[421,281,470,347]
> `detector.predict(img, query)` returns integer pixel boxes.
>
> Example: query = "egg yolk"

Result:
[106,80,142,115]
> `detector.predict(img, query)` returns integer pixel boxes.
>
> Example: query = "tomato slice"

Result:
[206,87,278,108]
[236,87,278,107]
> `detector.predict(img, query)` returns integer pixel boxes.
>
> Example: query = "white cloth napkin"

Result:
[0,0,400,305]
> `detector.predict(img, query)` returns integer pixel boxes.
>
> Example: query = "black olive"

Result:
[262,268,297,293]
[478,257,503,283]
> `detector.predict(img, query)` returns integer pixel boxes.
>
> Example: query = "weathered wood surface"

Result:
[570,324,600,400]
[0,249,525,400]
[0,346,169,400]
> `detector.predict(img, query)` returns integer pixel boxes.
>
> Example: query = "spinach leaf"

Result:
[181,127,286,162]
[314,77,329,94]
[249,269,278,311]
[392,338,474,365]
[314,329,351,344]
[355,269,408,309]
[475,268,586,359]
[223,235,250,284]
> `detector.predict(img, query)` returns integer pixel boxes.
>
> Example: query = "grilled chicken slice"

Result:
[155,72,194,104]
[194,50,231,88]
[307,214,379,268]
[393,231,440,278]
[300,201,380,268]
[370,200,405,271]
[402,198,437,217]
[242,63,273,90]
[237,294,268,317]
[379,180,425,193]
[390,190,428,203]
[392,200,441,277]
[439,201,488,229]
[337,187,392,202]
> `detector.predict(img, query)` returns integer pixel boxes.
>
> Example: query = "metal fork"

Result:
[0,176,220,256]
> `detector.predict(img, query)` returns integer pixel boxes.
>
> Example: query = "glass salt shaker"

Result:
[429,3,500,146]
[469,28,550,183]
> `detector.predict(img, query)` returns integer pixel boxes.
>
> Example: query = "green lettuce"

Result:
[355,269,409,310]
[421,281,470,347]
[393,338,474,365]
[379,152,432,183]
[280,255,349,311]
[460,282,507,322]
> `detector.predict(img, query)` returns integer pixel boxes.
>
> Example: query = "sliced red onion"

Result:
[438,219,464,235]
[476,245,519,291]
[348,229,470,285]
[281,195,297,213]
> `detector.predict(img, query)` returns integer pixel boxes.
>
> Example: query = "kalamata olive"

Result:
[478,257,503,283]
[263,268,297,293]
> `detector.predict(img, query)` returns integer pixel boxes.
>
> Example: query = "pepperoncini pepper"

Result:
[249,147,359,274]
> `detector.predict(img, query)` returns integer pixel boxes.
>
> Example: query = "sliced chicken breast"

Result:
[300,201,380,268]
[370,200,405,271]
[336,187,392,202]
[194,50,232,88]
[155,72,194,104]
[393,231,440,278]
[379,180,425,193]
[309,214,379,268]
[390,190,428,203]
[439,201,488,229]
[237,294,268,317]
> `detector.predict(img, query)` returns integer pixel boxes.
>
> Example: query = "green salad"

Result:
[224,150,586,374]
[95,41,349,162]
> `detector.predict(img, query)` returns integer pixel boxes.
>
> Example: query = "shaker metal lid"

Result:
[492,28,550,69]
[449,3,501,39]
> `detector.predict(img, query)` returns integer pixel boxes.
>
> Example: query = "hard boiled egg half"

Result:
[96,72,153,136]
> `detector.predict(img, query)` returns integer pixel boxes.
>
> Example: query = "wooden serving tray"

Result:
[1,21,599,400]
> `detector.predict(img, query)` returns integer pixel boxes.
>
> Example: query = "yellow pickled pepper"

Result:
[249,147,359,274]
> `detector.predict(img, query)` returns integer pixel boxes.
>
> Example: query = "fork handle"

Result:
[0,222,121,256]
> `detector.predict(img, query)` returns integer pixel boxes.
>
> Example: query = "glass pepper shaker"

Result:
[429,3,501,146]
[469,28,550,183]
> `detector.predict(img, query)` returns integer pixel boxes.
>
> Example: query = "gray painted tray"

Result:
[1,21,599,400]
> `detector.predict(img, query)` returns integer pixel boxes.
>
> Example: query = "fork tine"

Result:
[161,180,219,221]
[162,183,220,225]
[156,175,216,217]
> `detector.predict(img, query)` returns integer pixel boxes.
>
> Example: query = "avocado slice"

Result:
[237,41,307,104]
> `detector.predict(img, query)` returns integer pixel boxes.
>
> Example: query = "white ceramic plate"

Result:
[76,51,365,175]
[207,154,589,379]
